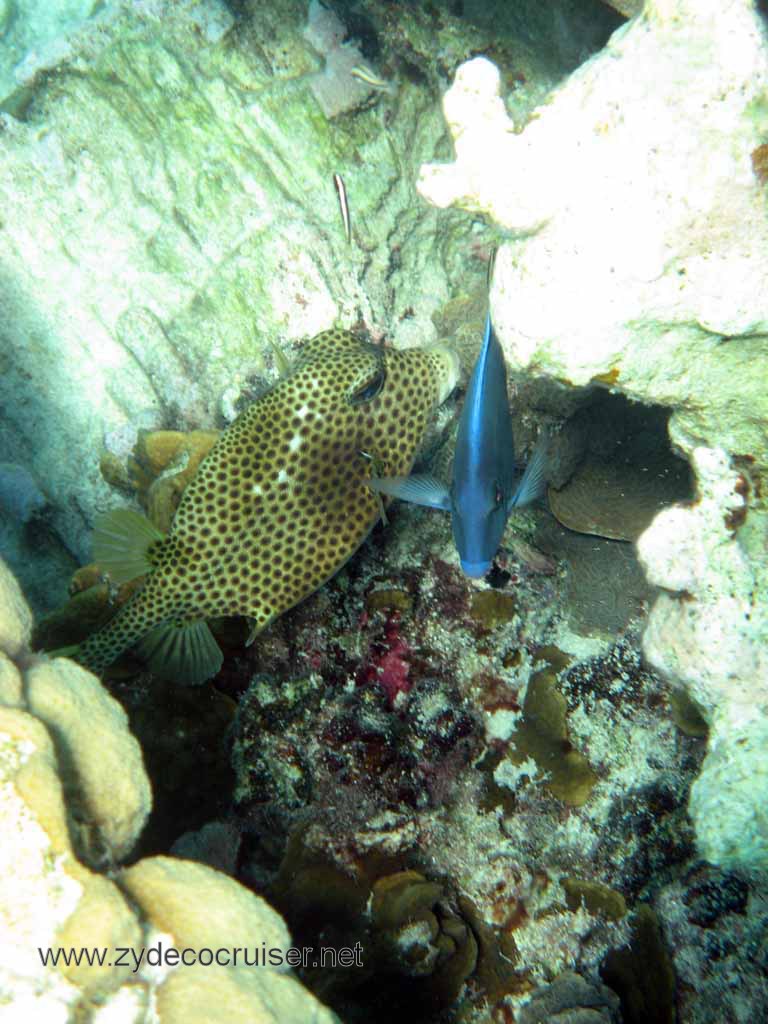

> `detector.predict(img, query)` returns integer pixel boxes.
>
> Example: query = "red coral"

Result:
[356,611,412,707]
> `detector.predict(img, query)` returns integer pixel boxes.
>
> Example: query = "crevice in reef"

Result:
[536,390,694,637]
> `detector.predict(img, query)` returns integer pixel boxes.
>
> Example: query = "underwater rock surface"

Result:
[215,479,700,1018]
[419,0,768,873]
[638,447,768,871]
[0,0,480,606]
[0,0,620,610]
[0,0,104,105]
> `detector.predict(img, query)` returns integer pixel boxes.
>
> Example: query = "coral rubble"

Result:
[222,496,716,1020]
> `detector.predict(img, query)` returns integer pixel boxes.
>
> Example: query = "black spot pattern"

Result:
[78,331,453,671]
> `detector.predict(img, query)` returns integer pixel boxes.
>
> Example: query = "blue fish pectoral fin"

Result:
[508,434,550,510]
[369,474,451,511]
[136,618,223,685]
[92,508,166,585]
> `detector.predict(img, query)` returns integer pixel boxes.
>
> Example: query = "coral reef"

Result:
[35,360,762,1019]
[0,0,622,615]
[638,447,768,871]
[4,1,768,1021]
[546,394,693,543]
[303,0,378,117]
[655,863,768,1022]
[0,555,339,1022]
[417,0,768,872]
[16,395,768,1023]
[420,6,768,477]
[519,969,621,1024]
[22,655,151,863]
[0,0,474,607]
[219,492,710,1020]
[269,853,492,1017]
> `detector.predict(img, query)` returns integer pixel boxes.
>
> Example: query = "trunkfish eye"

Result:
[349,365,386,405]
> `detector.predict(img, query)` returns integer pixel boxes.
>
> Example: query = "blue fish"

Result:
[370,313,548,577]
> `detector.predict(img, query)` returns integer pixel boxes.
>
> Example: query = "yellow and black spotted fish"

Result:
[75,328,458,684]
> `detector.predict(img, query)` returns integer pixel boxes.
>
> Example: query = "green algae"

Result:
[502,648,523,668]
[270,841,491,1014]
[372,870,443,932]
[508,669,597,807]
[563,878,627,921]
[366,588,412,614]
[669,689,709,738]
[469,591,517,630]
[457,895,533,1005]
[531,645,572,673]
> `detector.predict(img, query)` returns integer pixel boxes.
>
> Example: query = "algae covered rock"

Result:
[0,0,103,105]
[519,969,621,1024]
[546,394,693,543]
[420,2,768,473]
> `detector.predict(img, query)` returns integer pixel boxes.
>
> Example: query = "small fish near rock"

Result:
[74,328,459,684]
[371,313,549,577]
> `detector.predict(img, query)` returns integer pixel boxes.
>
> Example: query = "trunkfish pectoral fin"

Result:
[135,618,223,686]
[92,508,166,585]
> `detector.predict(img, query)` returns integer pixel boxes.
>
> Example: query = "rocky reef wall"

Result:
[418,0,768,872]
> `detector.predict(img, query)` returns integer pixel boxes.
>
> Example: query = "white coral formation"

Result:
[303,0,376,117]
[25,657,152,861]
[419,0,768,870]
[638,449,768,870]
[0,556,339,1022]
[419,0,768,464]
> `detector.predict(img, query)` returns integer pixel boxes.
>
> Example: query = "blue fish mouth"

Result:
[460,559,492,578]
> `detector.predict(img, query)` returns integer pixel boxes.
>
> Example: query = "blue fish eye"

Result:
[494,483,504,507]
